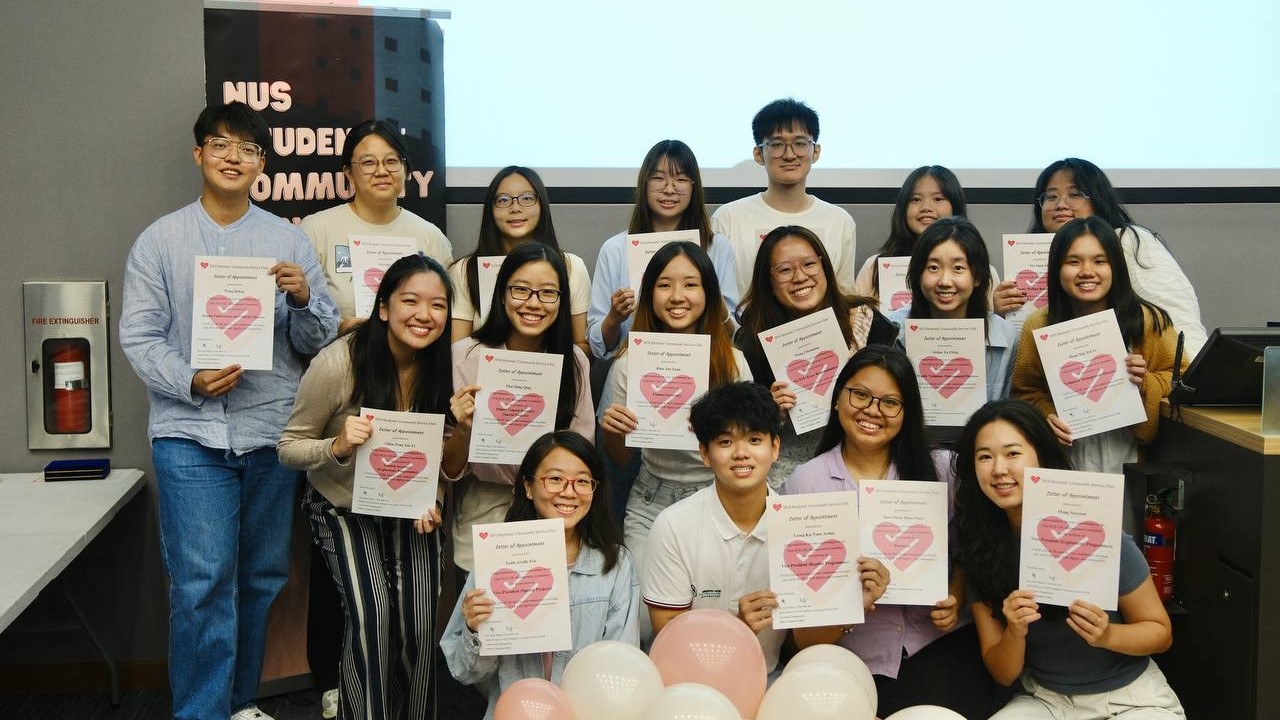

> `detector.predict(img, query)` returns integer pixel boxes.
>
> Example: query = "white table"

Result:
[0,468,145,705]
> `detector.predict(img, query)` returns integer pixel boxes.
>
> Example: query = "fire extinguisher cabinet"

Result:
[24,281,112,449]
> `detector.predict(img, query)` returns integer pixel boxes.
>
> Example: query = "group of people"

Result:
[120,97,1201,720]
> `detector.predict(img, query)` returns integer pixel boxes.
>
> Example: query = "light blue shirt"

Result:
[885,305,1018,401]
[441,544,640,720]
[121,200,338,453]
[587,231,740,360]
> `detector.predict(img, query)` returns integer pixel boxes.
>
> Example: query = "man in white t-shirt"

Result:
[712,98,857,299]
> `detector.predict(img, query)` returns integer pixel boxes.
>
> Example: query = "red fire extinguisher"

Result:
[1143,492,1176,603]
[49,339,91,434]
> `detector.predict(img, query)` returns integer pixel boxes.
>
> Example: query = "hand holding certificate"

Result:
[351,408,445,519]
[1034,309,1146,439]
[858,480,949,606]
[191,255,276,370]
[902,319,987,426]
[349,235,418,318]
[1002,233,1054,332]
[765,491,863,629]
[624,332,709,451]
[469,349,563,465]
[759,308,848,435]
[471,518,572,655]
[1019,467,1125,610]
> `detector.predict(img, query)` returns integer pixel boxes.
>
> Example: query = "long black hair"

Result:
[906,216,991,335]
[506,431,622,573]
[629,140,713,249]
[472,242,582,429]
[953,400,1071,618]
[814,345,936,480]
[347,253,453,414]
[1046,217,1171,348]
[461,166,563,313]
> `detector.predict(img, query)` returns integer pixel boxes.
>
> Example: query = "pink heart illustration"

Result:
[199,261,209,269]
[786,349,840,396]
[918,355,975,399]
[479,531,489,540]
[367,447,427,491]
[205,294,262,341]
[764,335,774,343]
[1007,239,1016,246]
[1037,516,1106,571]
[1030,474,1041,483]
[1014,268,1049,309]
[484,354,495,362]
[364,413,374,420]
[890,290,912,310]
[864,485,875,494]
[631,239,640,246]
[363,266,385,293]
[639,372,697,419]
[909,324,919,332]
[633,338,643,345]
[1058,354,1117,403]
[771,502,782,511]
[1040,333,1049,341]
[783,538,847,591]
[487,390,546,435]
[882,261,891,269]
[872,521,934,571]
[481,261,491,269]
[353,239,361,246]
[490,566,554,619]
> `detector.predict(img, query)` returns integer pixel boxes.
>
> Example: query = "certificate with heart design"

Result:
[473,255,504,326]
[625,229,700,290]
[1019,467,1124,610]
[902,319,987,427]
[350,408,444,519]
[857,480,949,606]
[1034,309,1146,440]
[1002,233,1054,334]
[191,255,276,371]
[758,308,848,435]
[878,256,912,311]
[470,348,563,465]
[625,332,710,451]
[765,491,863,630]
[349,235,418,319]
[472,518,572,655]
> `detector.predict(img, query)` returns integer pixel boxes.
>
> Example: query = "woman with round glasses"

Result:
[442,430,638,720]
[450,166,592,356]
[1005,157,1206,355]
[302,119,453,336]
[587,140,739,361]
[735,225,895,485]
[783,345,995,719]
[448,241,595,579]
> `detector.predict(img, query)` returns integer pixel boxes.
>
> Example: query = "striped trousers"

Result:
[305,486,440,720]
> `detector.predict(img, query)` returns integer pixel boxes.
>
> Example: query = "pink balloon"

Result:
[494,678,575,720]
[648,608,766,719]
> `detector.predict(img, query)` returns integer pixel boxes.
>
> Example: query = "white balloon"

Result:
[561,640,665,720]
[784,644,877,711]
[756,663,875,720]
[885,705,967,720]
[640,683,741,720]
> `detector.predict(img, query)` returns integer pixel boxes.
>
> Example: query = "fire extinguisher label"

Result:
[53,361,86,389]
[1143,533,1166,547]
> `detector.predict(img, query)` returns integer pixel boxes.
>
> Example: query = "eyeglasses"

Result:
[647,174,693,194]
[354,155,404,175]
[203,136,264,162]
[537,475,598,495]
[771,256,822,283]
[508,285,562,304]
[759,138,816,158]
[1037,190,1092,209]
[495,192,538,208]
[842,387,904,418]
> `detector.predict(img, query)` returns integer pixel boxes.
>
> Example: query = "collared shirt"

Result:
[441,544,640,720]
[783,444,964,679]
[643,484,785,672]
[121,200,337,453]
[885,305,1019,401]
[586,230,741,360]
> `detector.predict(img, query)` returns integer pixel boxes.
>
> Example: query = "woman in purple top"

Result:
[783,345,994,718]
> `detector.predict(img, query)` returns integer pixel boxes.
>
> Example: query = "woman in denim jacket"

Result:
[442,431,639,718]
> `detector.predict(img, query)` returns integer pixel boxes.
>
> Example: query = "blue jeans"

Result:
[153,437,299,720]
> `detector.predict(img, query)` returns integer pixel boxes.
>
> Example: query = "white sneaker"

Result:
[321,688,339,719]
[230,706,275,720]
